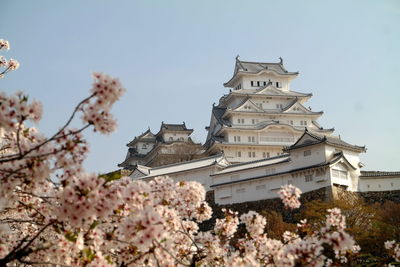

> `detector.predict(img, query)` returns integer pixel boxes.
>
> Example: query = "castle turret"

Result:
[205,57,334,163]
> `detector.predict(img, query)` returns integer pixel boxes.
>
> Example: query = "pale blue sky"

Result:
[1,0,399,172]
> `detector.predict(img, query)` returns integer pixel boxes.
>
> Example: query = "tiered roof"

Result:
[284,129,366,153]
[211,151,354,188]
[224,57,299,87]
[127,129,156,147]
[132,153,228,179]
[159,122,193,133]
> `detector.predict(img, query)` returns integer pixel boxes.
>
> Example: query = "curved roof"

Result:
[360,171,400,178]
[211,152,353,188]
[127,129,156,147]
[224,57,299,87]
[284,129,366,153]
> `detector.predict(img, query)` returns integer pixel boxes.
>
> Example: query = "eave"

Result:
[224,70,299,88]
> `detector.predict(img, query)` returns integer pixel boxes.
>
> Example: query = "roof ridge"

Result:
[223,153,289,169]
[149,153,224,170]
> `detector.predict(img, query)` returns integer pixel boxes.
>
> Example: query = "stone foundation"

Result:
[201,187,400,231]
[202,186,332,231]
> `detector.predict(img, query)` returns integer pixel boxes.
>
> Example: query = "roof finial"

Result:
[279,57,283,64]
[236,54,240,60]
[213,102,215,107]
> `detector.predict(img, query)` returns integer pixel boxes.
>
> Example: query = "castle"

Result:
[121,57,400,205]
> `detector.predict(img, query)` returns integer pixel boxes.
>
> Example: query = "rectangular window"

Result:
[256,184,266,190]
[257,81,260,86]
[252,152,256,157]
[237,151,241,157]
[263,81,267,86]
[248,136,251,142]
[234,136,236,142]
[252,119,255,124]
[304,150,311,156]
[251,81,254,87]
[263,152,266,158]
[237,136,241,142]
[248,152,252,158]
[332,169,347,179]
[305,174,313,182]
[241,119,244,124]
[236,188,246,193]
[237,118,240,123]
[290,120,293,125]
[251,136,255,142]
[276,82,281,88]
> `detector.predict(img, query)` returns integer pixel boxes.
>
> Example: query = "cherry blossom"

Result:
[0,37,392,266]
[0,39,10,50]
[279,184,302,209]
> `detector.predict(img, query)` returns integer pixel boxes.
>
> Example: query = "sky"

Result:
[1,0,399,173]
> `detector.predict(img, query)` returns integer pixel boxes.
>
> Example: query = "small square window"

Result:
[304,150,311,156]
[305,174,313,182]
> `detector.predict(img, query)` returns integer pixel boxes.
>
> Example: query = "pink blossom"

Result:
[0,39,10,50]
[279,184,302,209]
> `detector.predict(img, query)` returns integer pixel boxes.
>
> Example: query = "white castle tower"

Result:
[205,57,334,163]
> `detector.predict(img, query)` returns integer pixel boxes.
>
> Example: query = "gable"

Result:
[293,134,321,147]
[332,162,348,171]
[284,101,311,114]
[130,169,147,179]
[234,99,264,112]
[256,85,283,95]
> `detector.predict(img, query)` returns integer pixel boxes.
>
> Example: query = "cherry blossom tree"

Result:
[0,39,398,266]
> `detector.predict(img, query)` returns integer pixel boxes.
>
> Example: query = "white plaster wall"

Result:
[214,170,330,205]
[229,113,314,129]
[162,132,190,142]
[212,161,291,186]
[241,74,290,91]
[141,167,219,191]
[358,176,400,192]
[136,142,155,154]
[161,166,219,191]
[289,144,326,170]
[325,145,361,168]
[220,145,284,162]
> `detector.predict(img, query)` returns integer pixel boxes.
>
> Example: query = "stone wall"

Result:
[201,187,400,231]
[358,190,400,204]
[201,186,332,231]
